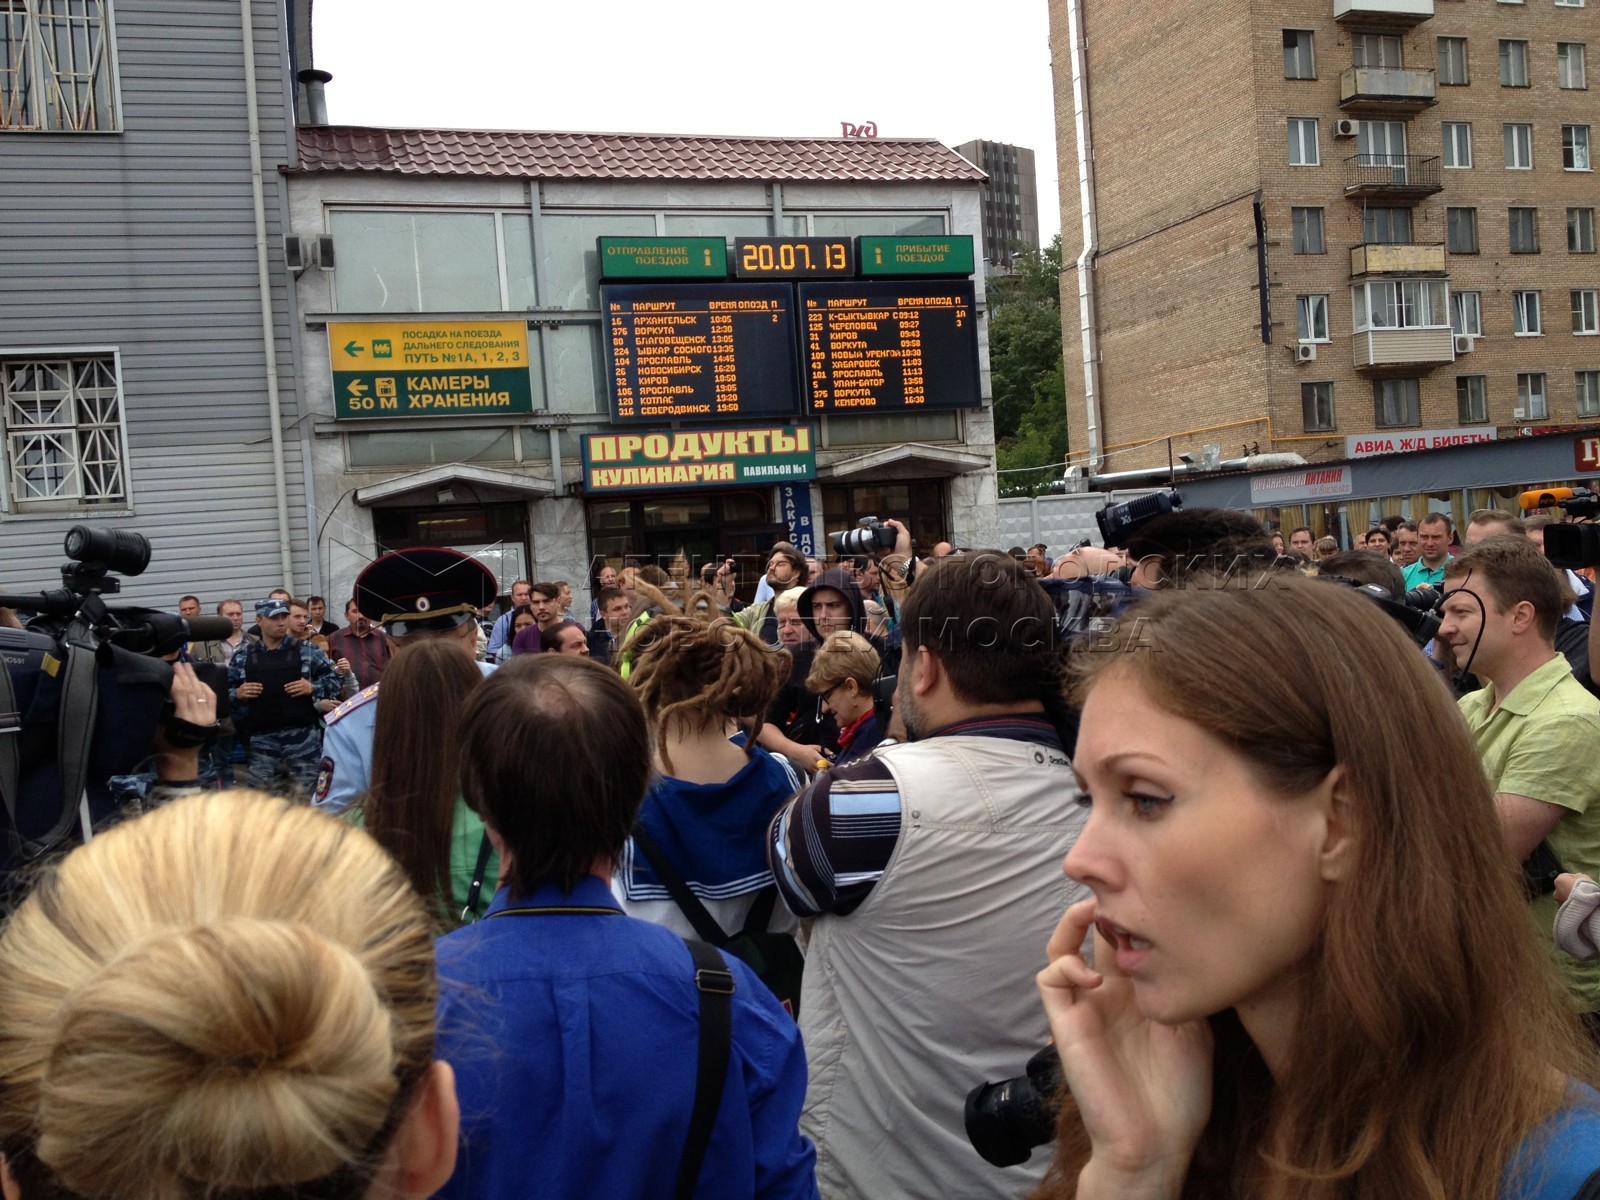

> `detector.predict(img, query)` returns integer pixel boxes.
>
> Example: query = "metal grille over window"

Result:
[0,0,118,132]
[3,356,126,506]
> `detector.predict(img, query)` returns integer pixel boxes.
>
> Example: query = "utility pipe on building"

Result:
[240,0,296,586]
[1066,0,1104,471]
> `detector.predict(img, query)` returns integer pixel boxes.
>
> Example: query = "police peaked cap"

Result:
[354,548,498,636]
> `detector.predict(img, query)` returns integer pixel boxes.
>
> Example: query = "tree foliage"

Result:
[989,236,1068,494]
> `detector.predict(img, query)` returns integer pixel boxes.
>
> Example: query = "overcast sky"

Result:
[312,0,1062,241]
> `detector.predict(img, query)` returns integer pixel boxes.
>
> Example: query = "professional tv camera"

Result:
[0,527,232,873]
[1519,487,1600,569]
[1096,490,1181,548]
[828,516,898,556]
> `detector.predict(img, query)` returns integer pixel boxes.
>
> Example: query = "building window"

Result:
[1374,378,1421,427]
[1556,0,1585,8]
[1442,122,1473,168]
[0,0,118,132]
[1352,279,1448,330]
[330,209,543,312]
[1578,371,1600,418]
[1291,206,1326,254]
[1447,207,1479,253]
[1504,123,1534,169]
[1575,288,1600,334]
[1558,42,1588,89]
[1297,294,1331,342]
[1513,290,1544,335]
[1565,124,1592,170]
[1500,39,1531,86]
[1301,382,1335,432]
[1451,290,1483,337]
[1283,30,1315,79]
[1457,375,1489,423]
[1517,373,1548,419]
[2,356,127,508]
[1438,37,1470,85]
[1362,207,1413,245]
[1352,33,1404,68]
[1573,207,1598,252]
[1509,207,1540,253]
[1288,118,1320,166]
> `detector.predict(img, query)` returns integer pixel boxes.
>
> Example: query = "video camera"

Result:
[1096,491,1181,549]
[0,527,232,871]
[1518,488,1600,569]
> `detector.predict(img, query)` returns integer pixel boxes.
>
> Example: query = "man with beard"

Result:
[735,541,807,645]
[766,551,1086,1199]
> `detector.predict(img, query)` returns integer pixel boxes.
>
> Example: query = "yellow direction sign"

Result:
[328,321,533,420]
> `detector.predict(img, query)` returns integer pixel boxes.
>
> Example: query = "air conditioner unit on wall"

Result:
[1334,119,1359,139]
[283,235,307,272]
[1454,334,1474,354]
[1294,342,1318,363]
[313,234,336,271]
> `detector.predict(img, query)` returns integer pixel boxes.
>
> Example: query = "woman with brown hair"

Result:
[617,612,799,940]
[351,637,497,927]
[1037,574,1600,1199]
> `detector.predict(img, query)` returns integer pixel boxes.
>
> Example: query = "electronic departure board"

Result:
[732,238,855,280]
[602,283,800,424]
[799,280,981,414]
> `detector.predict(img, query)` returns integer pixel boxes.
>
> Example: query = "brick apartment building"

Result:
[1050,0,1599,475]
[954,139,1042,267]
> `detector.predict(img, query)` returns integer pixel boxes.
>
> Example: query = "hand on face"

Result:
[1037,897,1214,1187]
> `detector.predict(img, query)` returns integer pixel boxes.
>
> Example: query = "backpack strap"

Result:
[739,883,779,937]
[458,832,495,924]
[0,650,21,858]
[675,938,733,1200]
[631,825,730,946]
[42,632,99,856]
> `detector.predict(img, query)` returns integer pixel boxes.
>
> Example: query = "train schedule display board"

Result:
[799,280,981,414]
[601,283,800,424]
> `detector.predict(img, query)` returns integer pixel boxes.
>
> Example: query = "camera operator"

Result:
[227,598,341,799]
[766,551,1086,1198]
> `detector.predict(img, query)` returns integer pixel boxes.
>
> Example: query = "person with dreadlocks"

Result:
[614,612,802,945]
[766,550,1088,1199]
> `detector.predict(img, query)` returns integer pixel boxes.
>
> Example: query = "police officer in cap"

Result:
[313,548,497,815]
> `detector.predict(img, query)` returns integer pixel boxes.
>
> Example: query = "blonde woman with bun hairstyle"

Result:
[0,790,459,1200]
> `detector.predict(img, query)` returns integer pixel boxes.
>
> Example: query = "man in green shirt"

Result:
[1439,536,1600,1022]
[1402,512,1456,589]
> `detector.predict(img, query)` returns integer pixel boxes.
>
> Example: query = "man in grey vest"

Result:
[767,552,1089,1198]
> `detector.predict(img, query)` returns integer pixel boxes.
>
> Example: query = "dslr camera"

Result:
[964,1045,1064,1167]
[1096,491,1181,549]
[828,517,897,557]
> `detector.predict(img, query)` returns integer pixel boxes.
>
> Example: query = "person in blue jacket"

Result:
[434,654,817,1200]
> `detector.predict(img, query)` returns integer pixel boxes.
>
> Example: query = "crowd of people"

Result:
[2,498,1600,1199]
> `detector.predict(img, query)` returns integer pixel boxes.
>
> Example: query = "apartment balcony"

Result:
[1343,154,1443,203]
[1353,327,1455,372]
[1349,241,1446,277]
[1339,67,1438,115]
[1334,0,1433,28]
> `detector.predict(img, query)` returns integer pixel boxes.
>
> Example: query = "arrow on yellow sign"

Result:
[347,379,369,398]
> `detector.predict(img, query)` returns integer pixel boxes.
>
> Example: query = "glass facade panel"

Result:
[538,213,656,310]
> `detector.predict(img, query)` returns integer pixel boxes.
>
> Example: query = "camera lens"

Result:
[963,1046,1063,1168]
[63,526,151,577]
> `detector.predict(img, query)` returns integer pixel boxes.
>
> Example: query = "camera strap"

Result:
[0,649,20,857]
[44,628,101,857]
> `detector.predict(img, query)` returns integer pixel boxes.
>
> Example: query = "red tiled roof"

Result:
[291,126,987,184]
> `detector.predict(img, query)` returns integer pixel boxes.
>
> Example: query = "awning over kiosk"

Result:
[817,442,990,482]
[353,464,557,507]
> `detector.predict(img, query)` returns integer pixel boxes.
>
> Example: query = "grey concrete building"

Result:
[954,139,1042,267]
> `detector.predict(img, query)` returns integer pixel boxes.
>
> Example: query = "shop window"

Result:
[821,480,948,550]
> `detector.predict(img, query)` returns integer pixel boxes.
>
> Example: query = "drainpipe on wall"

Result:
[240,0,296,586]
[1066,0,1104,471]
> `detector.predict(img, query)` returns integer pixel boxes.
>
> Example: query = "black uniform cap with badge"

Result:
[353,548,498,638]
